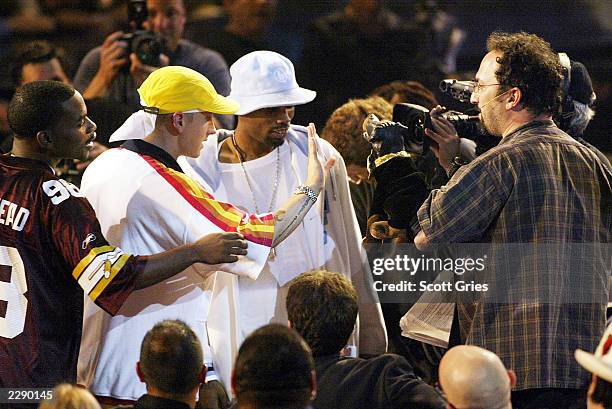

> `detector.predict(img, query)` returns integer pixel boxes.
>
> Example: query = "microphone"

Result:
[479,88,512,110]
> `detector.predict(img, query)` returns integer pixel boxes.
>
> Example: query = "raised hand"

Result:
[304,123,336,192]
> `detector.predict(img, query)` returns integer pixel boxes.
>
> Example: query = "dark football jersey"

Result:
[0,155,144,388]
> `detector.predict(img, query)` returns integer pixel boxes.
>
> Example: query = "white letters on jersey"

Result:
[42,179,84,205]
[0,199,29,231]
[0,246,28,339]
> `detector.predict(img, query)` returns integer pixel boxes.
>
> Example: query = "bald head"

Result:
[439,346,515,409]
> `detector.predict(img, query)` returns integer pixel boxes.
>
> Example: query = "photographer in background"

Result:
[73,0,233,128]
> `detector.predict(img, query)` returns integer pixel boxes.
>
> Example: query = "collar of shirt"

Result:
[501,119,557,145]
[2,153,55,174]
[121,139,184,173]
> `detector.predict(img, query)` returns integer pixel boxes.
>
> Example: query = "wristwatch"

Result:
[294,185,318,203]
[446,156,469,178]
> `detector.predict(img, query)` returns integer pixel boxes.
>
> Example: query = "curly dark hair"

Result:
[286,270,358,357]
[8,80,75,139]
[321,96,392,167]
[486,31,563,116]
[370,80,439,109]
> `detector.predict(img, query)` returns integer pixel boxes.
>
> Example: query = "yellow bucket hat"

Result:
[138,66,239,115]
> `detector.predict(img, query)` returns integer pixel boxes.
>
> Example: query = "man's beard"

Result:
[480,110,502,137]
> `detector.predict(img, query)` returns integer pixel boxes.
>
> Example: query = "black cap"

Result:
[568,60,596,106]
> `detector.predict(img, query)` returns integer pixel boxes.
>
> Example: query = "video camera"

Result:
[364,79,488,152]
[120,0,163,67]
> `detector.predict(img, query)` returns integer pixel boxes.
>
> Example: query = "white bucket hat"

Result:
[228,51,316,115]
[575,321,612,382]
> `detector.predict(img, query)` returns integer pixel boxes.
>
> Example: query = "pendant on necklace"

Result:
[270,247,277,260]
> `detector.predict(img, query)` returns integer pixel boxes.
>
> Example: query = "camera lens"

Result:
[132,32,162,66]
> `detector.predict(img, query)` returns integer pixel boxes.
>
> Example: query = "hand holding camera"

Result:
[424,105,461,172]
[95,31,130,87]
[85,1,165,97]
[129,52,169,88]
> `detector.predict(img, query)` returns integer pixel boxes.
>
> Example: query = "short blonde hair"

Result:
[39,384,101,409]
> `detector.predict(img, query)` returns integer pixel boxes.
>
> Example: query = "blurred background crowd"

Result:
[0,0,609,156]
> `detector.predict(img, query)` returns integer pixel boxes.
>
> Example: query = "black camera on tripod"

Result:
[120,0,163,67]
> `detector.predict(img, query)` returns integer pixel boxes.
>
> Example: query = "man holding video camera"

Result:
[369,31,610,408]
[74,0,232,128]
[418,32,611,408]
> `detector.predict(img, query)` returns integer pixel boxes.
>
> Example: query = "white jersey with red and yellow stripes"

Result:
[76,143,273,401]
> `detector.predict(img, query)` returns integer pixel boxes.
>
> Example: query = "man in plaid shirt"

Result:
[415,32,611,408]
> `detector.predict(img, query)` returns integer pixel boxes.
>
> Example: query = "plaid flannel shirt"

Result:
[418,119,612,390]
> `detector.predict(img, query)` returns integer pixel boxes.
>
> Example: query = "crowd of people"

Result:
[0,1,610,409]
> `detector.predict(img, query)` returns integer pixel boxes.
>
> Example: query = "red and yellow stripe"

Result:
[141,155,274,247]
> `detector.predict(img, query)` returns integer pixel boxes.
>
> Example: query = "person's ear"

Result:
[507,369,517,388]
[136,362,145,382]
[36,131,52,148]
[507,88,522,110]
[172,112,185,130]
[287,320,292,328]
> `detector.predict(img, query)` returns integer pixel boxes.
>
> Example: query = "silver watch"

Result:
[294,185,318,203]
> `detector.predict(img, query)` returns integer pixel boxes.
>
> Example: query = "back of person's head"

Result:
[321,96,392,169]
[370,80,439,109]
[286,270,358,357]
[486,31,563,116]
[8,80,75,139]
[556,56,596,137]
[39,384,101,409]
[439,345,515,409]
[138,319,205,396]
[232,324,315,409]
[11,41,68,86]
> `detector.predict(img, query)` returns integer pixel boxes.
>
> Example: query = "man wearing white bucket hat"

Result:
[576,322,612,408]
[76,65,333,407]
[108,51,387,396]
[183,51,387,393]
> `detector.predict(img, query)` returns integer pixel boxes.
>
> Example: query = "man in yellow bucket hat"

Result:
[76,65,333,407]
